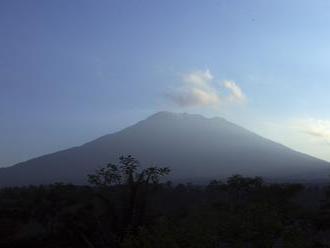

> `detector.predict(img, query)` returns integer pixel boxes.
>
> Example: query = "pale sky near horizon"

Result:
[1,0,330,166]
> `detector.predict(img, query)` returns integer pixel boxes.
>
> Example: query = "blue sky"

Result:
[1,0,330,166]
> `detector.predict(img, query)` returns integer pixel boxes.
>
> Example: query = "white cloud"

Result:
[167,69,246,108]
[293,119,330,145]
[224,80,246,103]
[167,70,220,107]
[182,69,213,86]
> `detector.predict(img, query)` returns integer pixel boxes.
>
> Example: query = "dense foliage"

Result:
[1,156,330,247]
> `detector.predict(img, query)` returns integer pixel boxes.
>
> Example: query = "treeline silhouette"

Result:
[1,156,330,247]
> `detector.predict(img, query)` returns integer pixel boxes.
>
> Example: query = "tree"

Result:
[88,155,170,234]
[88,155,170,187]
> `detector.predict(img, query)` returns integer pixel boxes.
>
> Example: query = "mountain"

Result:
[1,111,330,186]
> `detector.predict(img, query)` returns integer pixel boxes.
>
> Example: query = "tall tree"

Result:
[88,155,170,233]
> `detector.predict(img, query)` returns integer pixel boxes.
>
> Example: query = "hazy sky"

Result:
[1,0,330,166]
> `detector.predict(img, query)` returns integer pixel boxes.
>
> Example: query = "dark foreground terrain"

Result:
[1,156,330,247]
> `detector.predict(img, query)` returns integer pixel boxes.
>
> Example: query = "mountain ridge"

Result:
[1,111,329,186]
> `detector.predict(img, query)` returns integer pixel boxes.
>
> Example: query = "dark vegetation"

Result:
[1,156,330,247]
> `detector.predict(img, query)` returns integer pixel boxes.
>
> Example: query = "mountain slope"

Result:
[1,111,329,186]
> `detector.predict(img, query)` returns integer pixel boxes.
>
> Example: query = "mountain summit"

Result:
[1,112,329,186]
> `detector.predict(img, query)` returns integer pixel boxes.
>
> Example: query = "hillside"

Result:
[1,111,329,186]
